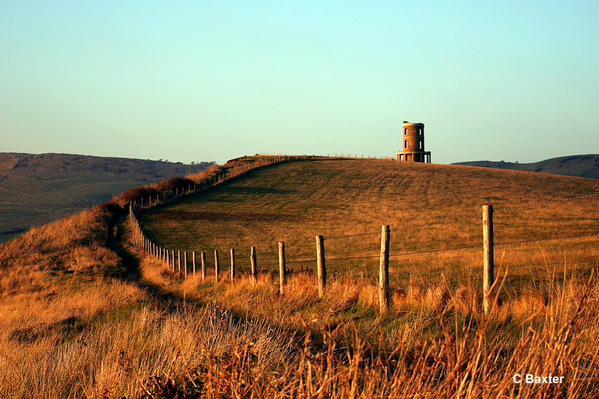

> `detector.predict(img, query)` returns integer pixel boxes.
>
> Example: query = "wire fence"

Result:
[127,154,599,313]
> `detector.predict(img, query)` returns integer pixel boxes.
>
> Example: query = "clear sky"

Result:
[1,1,598,164]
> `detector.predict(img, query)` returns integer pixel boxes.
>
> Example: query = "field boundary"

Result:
[127,155,599,316]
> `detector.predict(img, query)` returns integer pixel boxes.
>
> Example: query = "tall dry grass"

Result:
[33,241,592,398]
[0,158,597,397]
[0,207,147,397]
[0,209,597,397]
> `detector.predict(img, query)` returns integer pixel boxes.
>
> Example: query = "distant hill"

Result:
[453,154,599,179]
[0,153,213,242]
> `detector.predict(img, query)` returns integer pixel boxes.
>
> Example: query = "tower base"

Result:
[397,151,431,163]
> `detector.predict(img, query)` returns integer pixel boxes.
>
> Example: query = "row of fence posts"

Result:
[132,153,393,208]
[129,156,295,211]
[130,154,375,211]
[130,201,497,316]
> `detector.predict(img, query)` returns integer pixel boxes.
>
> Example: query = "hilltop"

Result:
[0,152,213,242]
[453,154,599,179]
[1,156,598,397]
[142,159,599,289]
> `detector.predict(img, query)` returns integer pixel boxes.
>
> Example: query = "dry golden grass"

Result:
[125,246,599,398]
[0,158,597,397]
[0,207,147,397]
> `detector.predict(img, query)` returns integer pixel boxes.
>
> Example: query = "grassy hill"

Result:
[453,154,599,179]
[141,159,599,290]
[1,157,598,397]
[0,153,212,243]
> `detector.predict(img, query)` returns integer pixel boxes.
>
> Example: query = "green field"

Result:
[141,159,599,288]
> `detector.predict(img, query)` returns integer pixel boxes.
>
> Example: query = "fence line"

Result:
[196,231,599,271]
[132,198,499,315]
[127,156,598,316]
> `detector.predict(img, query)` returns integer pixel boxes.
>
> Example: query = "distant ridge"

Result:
[453,154,599,179]
[0,152,213,242]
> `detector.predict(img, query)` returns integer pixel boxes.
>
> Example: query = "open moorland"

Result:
[0,156,598,398]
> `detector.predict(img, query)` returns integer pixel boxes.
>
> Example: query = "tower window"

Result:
[404,140,408,149]
[419,141,423,150]
[419,128,423,135]
[404,128,407,135]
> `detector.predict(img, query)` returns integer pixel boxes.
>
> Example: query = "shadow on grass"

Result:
[109,216,326,350]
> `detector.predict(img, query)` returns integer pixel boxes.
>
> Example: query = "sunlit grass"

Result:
[0,158,597,397]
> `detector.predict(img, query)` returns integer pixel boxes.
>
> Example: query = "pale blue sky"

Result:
[1,1,598,164]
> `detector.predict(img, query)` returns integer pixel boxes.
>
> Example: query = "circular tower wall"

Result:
[401,123,425,162]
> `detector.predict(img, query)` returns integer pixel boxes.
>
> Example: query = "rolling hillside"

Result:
[141,159,599,289]
[453,154,599,179]
[1,156,598,397]
[0,153,212,243]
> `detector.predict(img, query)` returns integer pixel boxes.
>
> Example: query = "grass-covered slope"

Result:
[142,159,599,288]
[0,152,213,243]
[0,157,598,397]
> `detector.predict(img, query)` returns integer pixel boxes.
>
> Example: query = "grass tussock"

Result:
[16,240,590,398]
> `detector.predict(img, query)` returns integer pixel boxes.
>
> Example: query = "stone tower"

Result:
[397,122,431,163]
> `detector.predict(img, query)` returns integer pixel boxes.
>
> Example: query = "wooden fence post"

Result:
[184,251,188,278]
[214,249,220,282]
[250,246,258,284]
[379,225,391,314]
[278,241,286,295]
[201,251,206,280]
[177,250,181,274]
[316,235,326,298]
[171,250,175,270]
[192,251,196,275]
[230,248,236,282]
[482,204,495,315]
